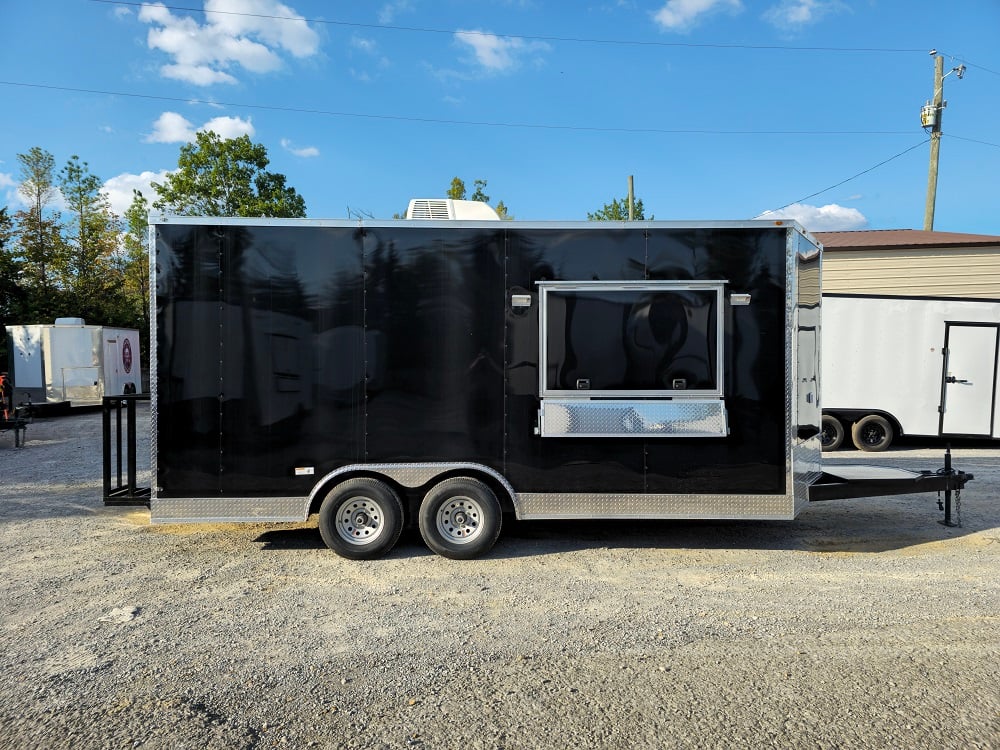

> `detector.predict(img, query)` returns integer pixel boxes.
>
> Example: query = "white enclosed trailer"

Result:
[5,318,142,407]
[821,294,1000,451]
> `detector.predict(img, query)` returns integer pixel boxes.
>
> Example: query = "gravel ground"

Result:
[1,405,998,749]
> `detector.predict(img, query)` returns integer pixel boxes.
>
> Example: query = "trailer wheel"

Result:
[851,414,894,452]
[318,478,404,560]
[418,477,502,560]
[820,415,845,451]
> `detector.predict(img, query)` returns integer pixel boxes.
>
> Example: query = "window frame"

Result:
[537,280,727,399]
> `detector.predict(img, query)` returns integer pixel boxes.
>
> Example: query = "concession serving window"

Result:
[537,280,728,438]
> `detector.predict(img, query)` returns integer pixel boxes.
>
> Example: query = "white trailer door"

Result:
[940,323,999,437]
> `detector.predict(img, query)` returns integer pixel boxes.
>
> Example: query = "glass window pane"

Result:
[545,289,718,393]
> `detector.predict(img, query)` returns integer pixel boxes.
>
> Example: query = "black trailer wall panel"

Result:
[153,220,818,515]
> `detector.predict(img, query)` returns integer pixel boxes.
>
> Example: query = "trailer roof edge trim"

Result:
[148,214,812,236]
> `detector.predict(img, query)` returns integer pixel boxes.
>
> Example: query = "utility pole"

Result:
[922,55,944,231]
[922,52,965,231]
[627,175,635,221]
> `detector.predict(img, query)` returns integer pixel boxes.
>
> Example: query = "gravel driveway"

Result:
[1,405,998,749]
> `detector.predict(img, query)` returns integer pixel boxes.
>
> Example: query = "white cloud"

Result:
[280,138,320,158]
[348,34,390,81]
[138,0,320,86]
[162,64,239,86]
[145,112,255,143]
[0,172,17,208]
[146,112,197,143]
[351,35,377,54]
[102,170,172,216]
[756,203,868,232]
[764,0,845,28]
[202,115,256,139]
[113,6,133,19]
[653,0,742,31]
[454,29,550,73]
[378,0,414,24]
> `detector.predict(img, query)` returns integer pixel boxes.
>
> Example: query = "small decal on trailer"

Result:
[122,338,133,373]
[294,467,315,476]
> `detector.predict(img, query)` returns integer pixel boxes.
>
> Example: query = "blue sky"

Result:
[1,0,998,233]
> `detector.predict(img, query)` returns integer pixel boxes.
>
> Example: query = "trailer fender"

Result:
[306,463,518,518]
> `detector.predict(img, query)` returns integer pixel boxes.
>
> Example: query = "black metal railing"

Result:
[102,394,151,506]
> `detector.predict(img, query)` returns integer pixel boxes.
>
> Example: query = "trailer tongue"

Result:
[809,449,971,526]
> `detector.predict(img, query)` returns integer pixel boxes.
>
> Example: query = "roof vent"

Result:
[406,199,500,221]
[54,317,86,326]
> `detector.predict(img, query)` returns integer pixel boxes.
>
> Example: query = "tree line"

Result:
[0,132,308,368]
[1,128,645,370]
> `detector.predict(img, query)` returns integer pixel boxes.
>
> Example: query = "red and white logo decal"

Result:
[122,338,133,374]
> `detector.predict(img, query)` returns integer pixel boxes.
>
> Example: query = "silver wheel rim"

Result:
[336,496,386,546]
[435,495,485,545]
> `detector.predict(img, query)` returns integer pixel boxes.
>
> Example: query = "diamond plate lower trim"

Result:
[516,492,796,520]
[151,496,307,523]
[540,398,728,438]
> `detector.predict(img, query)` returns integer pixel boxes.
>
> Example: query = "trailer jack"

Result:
[937,446,961,528]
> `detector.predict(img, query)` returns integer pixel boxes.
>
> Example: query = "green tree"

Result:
[445,177,512,218]
[0,207,27,363]
[469,179,489,203]
[59,155,122,320]
[111,190,153,375]
[121,190,152,338]
[587,196,649,221]
[446,177,467,201]
[152,132,307,217]
[14,147,67,307]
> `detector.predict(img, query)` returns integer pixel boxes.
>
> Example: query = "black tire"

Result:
[317,478,404,560]
[820,415,845,451]
[418,477,502,560]
[851,414,894,452]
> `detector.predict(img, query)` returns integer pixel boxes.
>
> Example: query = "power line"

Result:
[0,79,918,136]
[766,139,930,214]
[945,133,1000,149]
[90,0,927,54]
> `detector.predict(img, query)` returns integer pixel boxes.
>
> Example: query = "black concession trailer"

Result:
[148,216,971,558]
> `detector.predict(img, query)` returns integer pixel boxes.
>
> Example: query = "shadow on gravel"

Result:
[254,527,436,558]
[254,527,325,551]
[249,505,990,559]
[493,510,988,557]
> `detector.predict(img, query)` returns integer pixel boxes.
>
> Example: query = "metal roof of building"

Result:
[815,229,1000,250]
